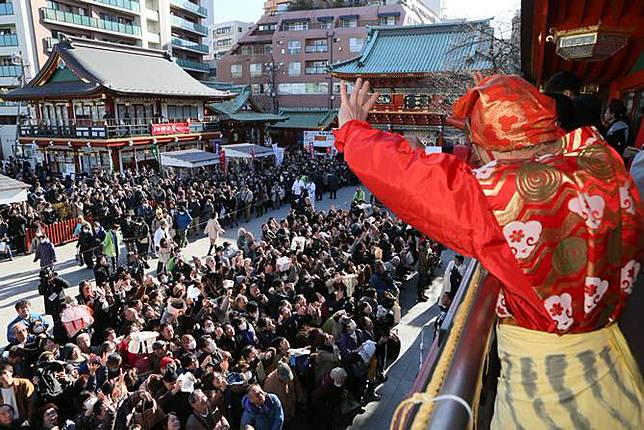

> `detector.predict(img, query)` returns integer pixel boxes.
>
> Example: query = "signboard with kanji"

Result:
[151,122,190,136]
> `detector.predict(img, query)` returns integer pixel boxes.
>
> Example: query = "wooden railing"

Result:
[392,260,500,430]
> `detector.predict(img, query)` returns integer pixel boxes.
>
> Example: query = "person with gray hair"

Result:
[186,388,229,430]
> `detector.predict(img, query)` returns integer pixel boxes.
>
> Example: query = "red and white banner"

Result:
[151,122,190,136]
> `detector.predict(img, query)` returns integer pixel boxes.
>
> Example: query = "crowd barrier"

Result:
[25,218,80,249]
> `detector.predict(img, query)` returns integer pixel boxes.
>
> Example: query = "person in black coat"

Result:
[77,225,96,269]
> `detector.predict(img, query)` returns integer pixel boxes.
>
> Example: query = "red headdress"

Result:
[451,75,565,152]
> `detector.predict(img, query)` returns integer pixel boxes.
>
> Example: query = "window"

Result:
[251,84,261,95]
[379,16,398,26]
[278,83,304,95]
[167,105,198,120]
[305,60,327,75]
[319,19,333,29]
[216,38,232,47]
[283,21,309,31]
[305,38,328,53]
[250,63,262,77]
[340,18,358,28]
[287,40,301,55]
[288,62,301,76]
[305,82,328,94]
[257,23,277,32]
[349,37,364,53]
[238,27,243,33]
[230,64,242,78]
[263,44,273,54]
[333,81,354,94]
[240,45,252,55]
[216,26,231,35]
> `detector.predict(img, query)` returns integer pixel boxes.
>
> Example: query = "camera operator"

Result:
[37,268,70,343]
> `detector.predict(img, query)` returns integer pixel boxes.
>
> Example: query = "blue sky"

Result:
[213,0,521,24]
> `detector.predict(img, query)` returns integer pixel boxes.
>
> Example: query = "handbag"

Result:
[340,389,360,414]
[75,251,84,267]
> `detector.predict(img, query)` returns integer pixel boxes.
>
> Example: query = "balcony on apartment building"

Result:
[41,8,142,38]
[0,65,21,77]
[0,34,18,47]
[171,36,208,54]
[170,15,208,36]
[304,60,327,75]
[175,57,209,72]
[0,2,13,15]
[82,0,140,14]
[169,0,207,18]
[276,16,399,32]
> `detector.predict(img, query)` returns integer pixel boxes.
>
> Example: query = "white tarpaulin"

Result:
[224,143,275,159]
[160,149,220,168]
[0,174,29,205]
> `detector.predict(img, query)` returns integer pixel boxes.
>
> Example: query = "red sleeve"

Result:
[335,120,494,258]
[334,120,554,330]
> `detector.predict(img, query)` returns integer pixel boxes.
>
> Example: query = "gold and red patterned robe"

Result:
[334,120,643,334]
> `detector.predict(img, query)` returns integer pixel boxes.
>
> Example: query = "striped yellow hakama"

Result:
[491,323,643,430]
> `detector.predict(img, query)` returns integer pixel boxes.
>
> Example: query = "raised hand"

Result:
[338,78,379,128]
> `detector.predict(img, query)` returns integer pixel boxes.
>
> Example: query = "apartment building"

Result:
[218,1,439,111]
[17,0,211,78]
[0,0,40,159]
[208,21,253,60]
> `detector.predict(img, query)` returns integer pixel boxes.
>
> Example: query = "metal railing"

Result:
[0,65,21,77]
[44,37,60,52]
[0,2,13,15]
[170,15,208,36]
[19,119,219,139]
[175,57,209,72]
[393,260,500,430]
[41,8,142,37]
[0,34,18,47]
[171,37,209,54]
[305,66,326,75]
[305,44,329,53]
[169,0,207,18]
[88,0,140,12]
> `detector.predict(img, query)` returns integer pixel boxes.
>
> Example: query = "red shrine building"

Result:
[4,36,231,175]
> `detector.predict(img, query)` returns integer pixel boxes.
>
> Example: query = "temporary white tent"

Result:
[0,174,30,205]
[223,143,274,159]
[160,149,220,169]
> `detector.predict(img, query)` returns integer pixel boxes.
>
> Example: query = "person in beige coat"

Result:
[262,362,304,423]
[204,213,225,256]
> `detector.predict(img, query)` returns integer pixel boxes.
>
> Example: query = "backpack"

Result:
[36,361,70,402]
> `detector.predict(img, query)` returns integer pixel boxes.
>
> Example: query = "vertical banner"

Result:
[309,142,315,158]
[213,139,221,155]
[219,148,227,176]
[272,144,284,166]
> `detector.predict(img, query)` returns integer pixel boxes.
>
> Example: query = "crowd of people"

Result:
[0,147,447,430]
[0,152,346,263]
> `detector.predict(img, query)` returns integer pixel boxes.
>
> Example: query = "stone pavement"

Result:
[350,250,454,430]
[0,187,357,344]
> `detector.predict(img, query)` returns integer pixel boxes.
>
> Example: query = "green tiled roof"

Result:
[202,82,248,94]
[210,87,252,116]
[225,112,288,123]
[330,20,494,76]
[209,87,287,123]
[271,109,337,130]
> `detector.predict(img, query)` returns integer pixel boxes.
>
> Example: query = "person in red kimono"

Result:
[334,76,643,429]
